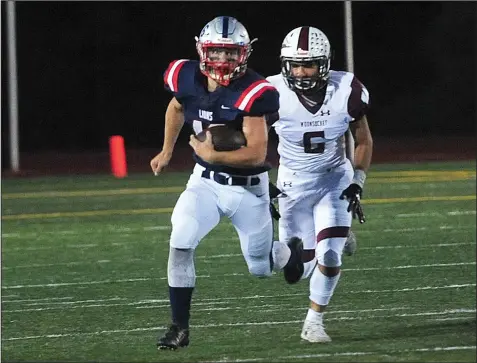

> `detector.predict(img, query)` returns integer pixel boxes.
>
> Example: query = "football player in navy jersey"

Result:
[150,16,303,350]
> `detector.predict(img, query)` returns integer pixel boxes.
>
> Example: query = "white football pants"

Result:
[169,164,274,277]
[277,159,354,278]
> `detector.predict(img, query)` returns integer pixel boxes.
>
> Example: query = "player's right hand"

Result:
[150,151,172,176]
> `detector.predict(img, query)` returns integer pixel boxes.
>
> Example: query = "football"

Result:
[195,125,247,152]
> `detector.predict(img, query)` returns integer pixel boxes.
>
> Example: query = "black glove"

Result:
[269,202,281,221]
[339,183,366,224]
[269,181,285,199]
[268,182,285,221]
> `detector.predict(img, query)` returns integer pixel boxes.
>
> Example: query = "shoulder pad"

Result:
[234,79,279,115]
[348,75,370,120]
[163,60,197,98]
[265,74,282,87]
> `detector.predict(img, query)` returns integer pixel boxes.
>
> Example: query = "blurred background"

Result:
[1,1,476,175]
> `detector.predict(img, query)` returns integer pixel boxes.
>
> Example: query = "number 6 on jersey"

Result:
[303,131,325,154]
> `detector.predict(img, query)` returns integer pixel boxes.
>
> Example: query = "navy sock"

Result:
[169,286,194,329]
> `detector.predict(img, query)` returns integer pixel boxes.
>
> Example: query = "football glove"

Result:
[268,182,286,221]
[269,181,286,199]
[339,183,366,224]
[269,202,281,221]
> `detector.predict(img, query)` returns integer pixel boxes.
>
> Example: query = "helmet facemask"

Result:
[281,56,330,92]
[195,16,256,87]
[196,41,251,86]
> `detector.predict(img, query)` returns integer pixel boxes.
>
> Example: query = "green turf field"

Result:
[1,161,476,362]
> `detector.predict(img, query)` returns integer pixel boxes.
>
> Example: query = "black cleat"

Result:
[157,324,190,350]
[283,237,304,284]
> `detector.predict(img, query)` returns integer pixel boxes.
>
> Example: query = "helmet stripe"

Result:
[222,16,229,38]
[297,26,309,51]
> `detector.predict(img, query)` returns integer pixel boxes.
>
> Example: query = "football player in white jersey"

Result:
[266,26,373,343]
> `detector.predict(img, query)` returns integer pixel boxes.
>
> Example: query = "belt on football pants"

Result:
[201,170,260,186]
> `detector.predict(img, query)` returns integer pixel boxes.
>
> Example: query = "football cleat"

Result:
[343,230,357,256]
[283,237,304,284]
[301,318,332,343]
[157,324,190,350]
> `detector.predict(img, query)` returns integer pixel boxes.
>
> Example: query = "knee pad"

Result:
[244,221,273,277]
[315,237,345,267]
[170,213,200,249]
[167,247,196,287]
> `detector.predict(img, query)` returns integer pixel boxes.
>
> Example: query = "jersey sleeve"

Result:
[163,59,190,101]
[234,80,280,118]
[348,76,370,121]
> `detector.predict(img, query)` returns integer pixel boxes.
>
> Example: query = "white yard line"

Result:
[397,213,441,218]
[361,242,475,250]
[2,265,476,290]
[3,296,74,303]
[344,262,475,272]
[1,277,158,289]
[448,211,476,215]
[2,261,475,289]
[397,210,475,217]
[431,317,474,322]
[139,283,476,308]
[21,297,125,306]
[3,227,475,252]
[2,241,476,270]
[383,227,428,232]
[1,310,475,341]
[1,225,172,239]
[143,226,171,231]
[1,220,474,243]
[2,284,475,311]
[209,346,477,362]
[2,260,113,269]
[2,300,230,312]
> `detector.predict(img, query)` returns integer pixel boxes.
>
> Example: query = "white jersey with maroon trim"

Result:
[267,70,370,173]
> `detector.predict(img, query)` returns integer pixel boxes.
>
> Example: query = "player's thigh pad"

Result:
[170,182,220,250]
[278,195,316,250]
[232,193,274,277]
[312,167,353,230]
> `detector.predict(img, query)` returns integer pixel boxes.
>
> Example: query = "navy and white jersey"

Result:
[163,59,279,176]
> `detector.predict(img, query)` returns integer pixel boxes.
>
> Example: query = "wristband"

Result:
[352,169,366,188]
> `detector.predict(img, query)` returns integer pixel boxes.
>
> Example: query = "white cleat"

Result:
[300,319,332,343]
[343,230,357,256]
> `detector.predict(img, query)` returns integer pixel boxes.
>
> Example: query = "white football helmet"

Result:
[280,26,331,91]
[195,16,257,86]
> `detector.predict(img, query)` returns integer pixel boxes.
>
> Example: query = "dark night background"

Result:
[1,1,476,171]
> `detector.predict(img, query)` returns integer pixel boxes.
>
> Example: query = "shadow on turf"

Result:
[337,318,476,342]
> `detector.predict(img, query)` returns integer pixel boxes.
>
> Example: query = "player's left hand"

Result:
[189,131,217,163]
[269,202,281,220]
[339,184,366,224]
